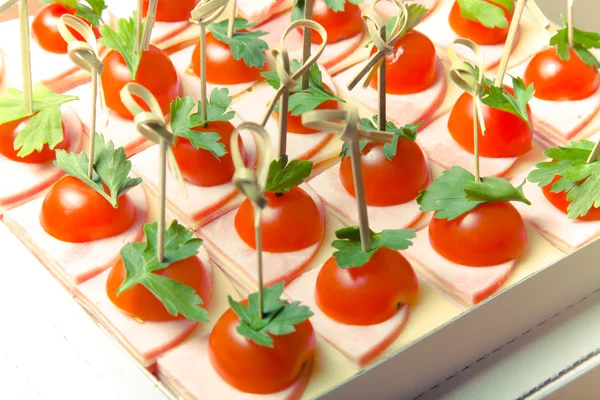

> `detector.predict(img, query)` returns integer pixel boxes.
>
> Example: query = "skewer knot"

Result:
[189,0,230,26]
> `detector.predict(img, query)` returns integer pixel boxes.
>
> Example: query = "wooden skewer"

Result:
[494,0,527,87]
[141,0,158,51]
[378,25,386,131]
[228,0,237,38]
[199,24,208,121]
[567,0,574,48]
[19,0,32,114]
[136,0,143,53]
[301,0,314,90]
[157,136,167,262]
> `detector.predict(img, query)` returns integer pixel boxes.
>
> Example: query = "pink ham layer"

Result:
[417,113,519,177]
[361,0,440,18]
[2,184,147,286]
[0,107,84,212]
[158,330,312,400]
[285,268,410,366]
[308,163,425,231]
[130,128,257,229]
[258,11,365,70]
[333,60,447,127]
[238,0,293,23]
[513,172,600,253]
[198,184,326,288]
[405,228,517,304]
[74,247,213,366]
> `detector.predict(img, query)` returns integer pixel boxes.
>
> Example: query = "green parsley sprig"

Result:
[550,17,600,69]
[384,4,429,40]
[99,14,146,79]
[417,166,530,220]
[456,0,514,29]
[207,18,268,69]
[42,0,107,27]
[265,155,313,194]
[228,282,313,347]
[118,221,210,323]
[292,0,364,21]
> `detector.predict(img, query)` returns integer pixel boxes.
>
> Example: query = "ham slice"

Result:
[130,125,257,229]
[405,228,517,304]
[0,107,84,213]
[308,163,425,230]
[417,113,519,177]
[158,329,312,400]
[74,247,213,366]
[2,184,147,287]
[198,184,326,290]
[333,59,447,127]
[285,268,410,366]
[238,0,293,24]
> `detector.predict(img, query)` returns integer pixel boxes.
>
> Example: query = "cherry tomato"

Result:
[524,47,600,101]
[542,175,600,221]
[339,141,429,206]
[275,98,339,135]
[235,187,325,253]
[172,120,247,187]
[208,301,315,394]
[39,176,136,243]
[143,0,198,22]
[102,45,182,120]
[316,247,418,325]
[368,30,438,95]
[295,0,363,44]
[0,115,70,164]
[448,0,512,45]
[448,91,533,158]
[106,255,212,321]
[190,32,262,85]
[429,202,527,267]
[32,4,100,54]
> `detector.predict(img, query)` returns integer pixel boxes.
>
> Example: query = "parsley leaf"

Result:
[169,90,233,158]
[332,227,415,268]
[549,17,600,68]
[55,134,142,207]
[385,4,429,39]
[207,18,268,69]
[265,155,313,194]
[417,166,530,220]
[292,0,363,20]
[228,282,313,347]
[456,0,511,29]
[118,221,209,323]
[42,0,106,26]
[0,85,78,157]
[99,15,145,79]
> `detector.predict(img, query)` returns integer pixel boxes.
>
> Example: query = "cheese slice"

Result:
[308,163,425,230]
[0,107,84,212]
[238,0,293,23]
[130,124,257,229]
[2,184,147,286]
[198,184,326,291]
[334,59,447,127]
[285,267,410,366]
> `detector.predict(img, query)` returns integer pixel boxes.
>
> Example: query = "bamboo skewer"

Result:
[494,0,527,87]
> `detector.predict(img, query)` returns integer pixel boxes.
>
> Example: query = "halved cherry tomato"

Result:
[524,47,600,101]
[40,176,136,243]
[32,4,100,54]
[0,115,70,164]
[448,90,533,158]
[143,0,198,22]
[429,202,527,267]
[316,247,418,325]
[208,301,315,394]
[235,187,325,253]
[275,98,338,135]
[102,45,182,120]
[448,0,512,45]
[542,175,600,221]
[295,0,363,44]
[339,141,430,206]
[172,120,247,187]
[369,30,438,95]
[106,255,212,321]
[190,32,262,85]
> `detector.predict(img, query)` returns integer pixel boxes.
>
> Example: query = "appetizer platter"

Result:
[2,0,600,399]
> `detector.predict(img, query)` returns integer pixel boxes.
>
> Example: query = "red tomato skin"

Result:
[315,248,419,326]
[102,45,182,120]
[448,91,533,158]
[368,30,438,95]
[39,176,137,243]
[339,141,430,206]
[234,188,325,252]
[190,32,262,85]
[171,120,246,187]
[32,4,100,54]
[524,47,600,101]
[542,175,600,221]
[448,0,512,45]
[0,115,70,164]
[298,0,363,44]
[106,255,212,322]
[429,202,528,267]
[275,99,339,135]
[208,302,315,394]
[143,0,198,22]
